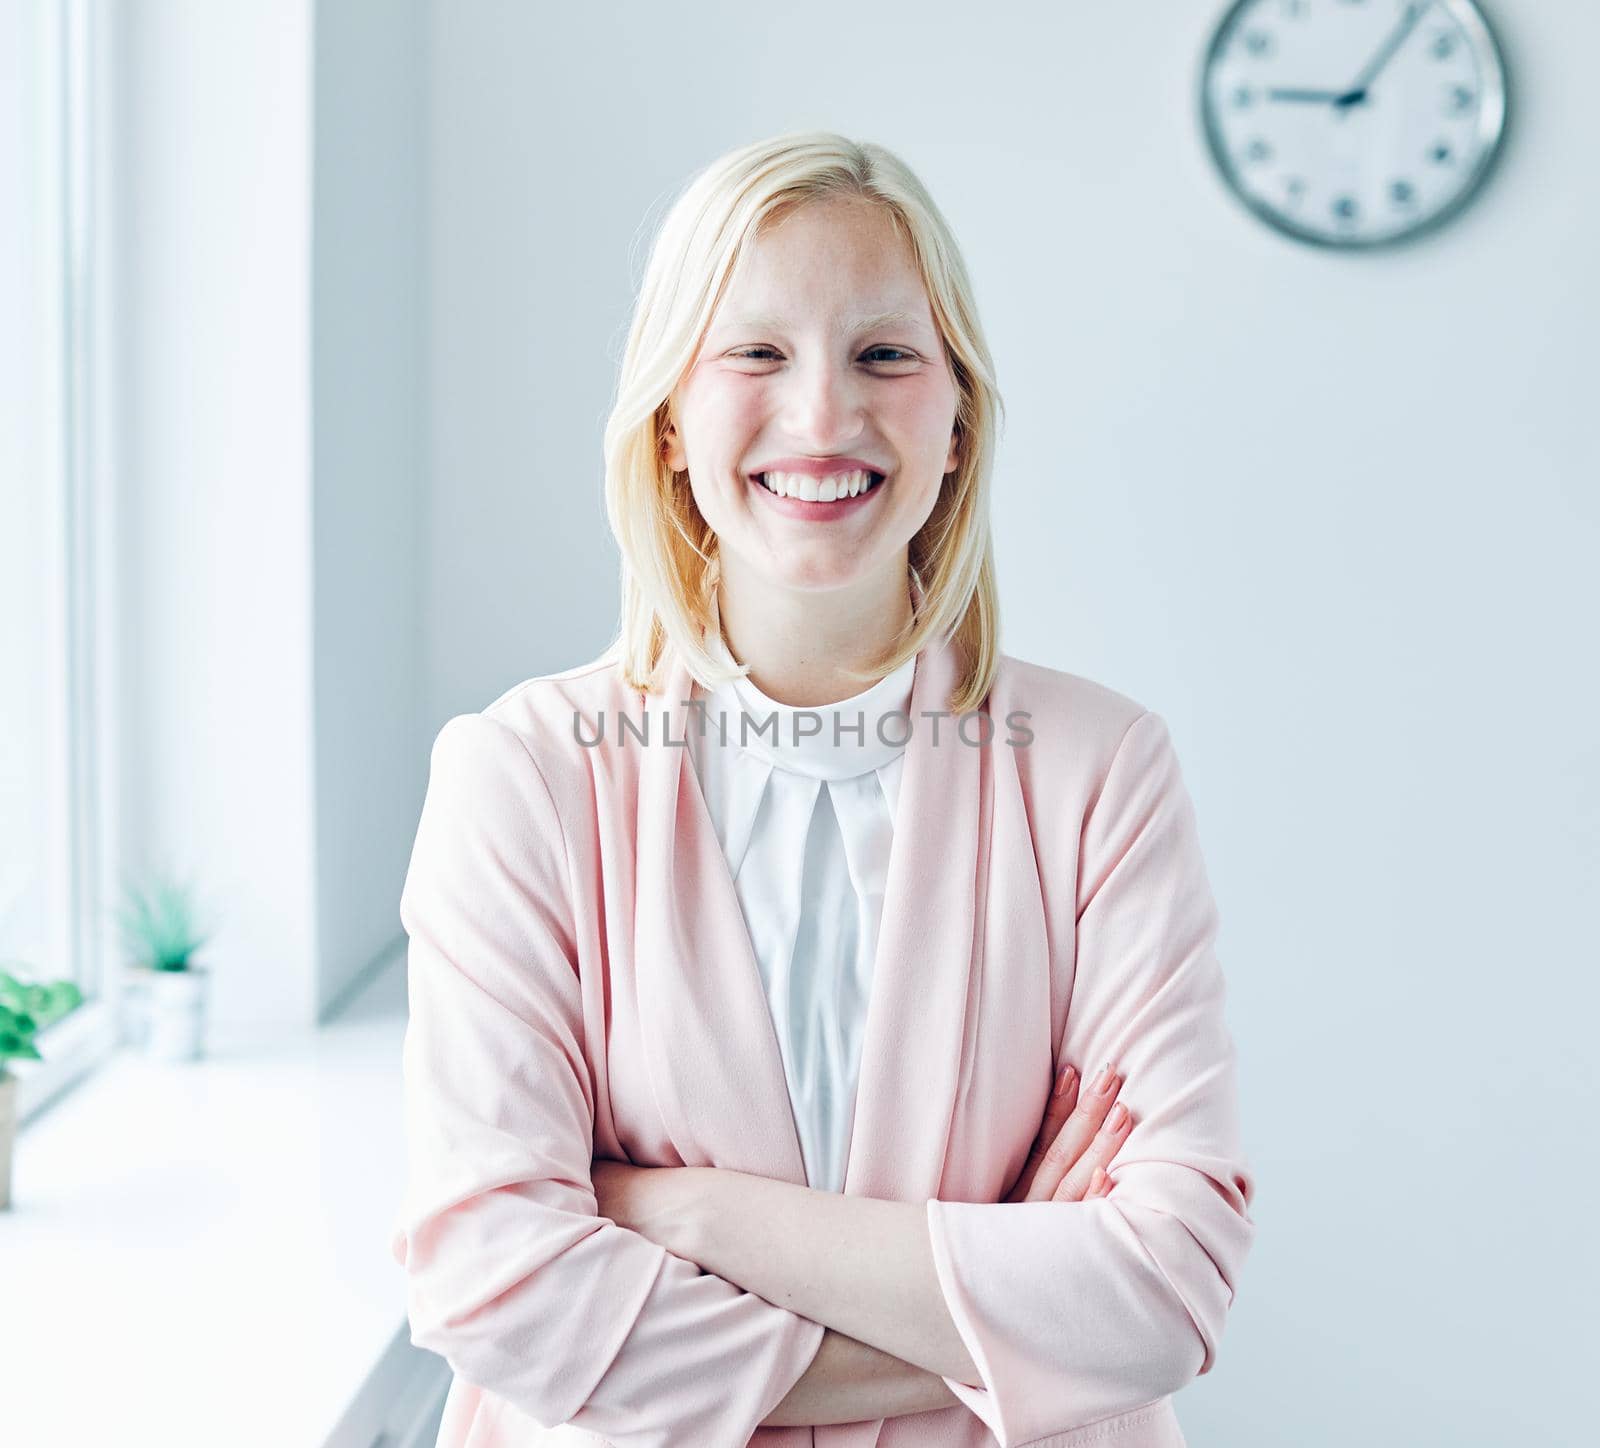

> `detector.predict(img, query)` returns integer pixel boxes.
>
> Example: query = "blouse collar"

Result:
[698,590,918,782]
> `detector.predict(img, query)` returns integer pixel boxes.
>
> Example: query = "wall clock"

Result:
[1200,0,1509,248]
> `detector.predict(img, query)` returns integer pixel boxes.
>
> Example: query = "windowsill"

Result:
[1,947,432,1446]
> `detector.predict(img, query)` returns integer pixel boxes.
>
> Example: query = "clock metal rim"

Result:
[1198,0,1511,251]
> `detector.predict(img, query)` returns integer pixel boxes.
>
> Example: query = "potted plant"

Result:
[115,877,215,1063]
[0,966,84,1210]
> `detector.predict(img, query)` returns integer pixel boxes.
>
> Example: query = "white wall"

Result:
[113,0,426,1029]
[114,0,319,1030]
[423,3,1600,1443]
[311,0,426,1018]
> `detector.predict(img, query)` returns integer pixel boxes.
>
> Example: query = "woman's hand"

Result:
[1003,1061,1131,1203]
[595,1058,1128,1244]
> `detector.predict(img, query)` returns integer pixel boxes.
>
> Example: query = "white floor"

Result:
[1,948,447,1447]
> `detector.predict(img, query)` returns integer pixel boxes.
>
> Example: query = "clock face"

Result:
[1200,0,1508,248]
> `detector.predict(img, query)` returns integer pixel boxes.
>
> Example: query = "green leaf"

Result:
[0,1031,44,1062]
[113,874,215,969]
[0,1001,36,1031]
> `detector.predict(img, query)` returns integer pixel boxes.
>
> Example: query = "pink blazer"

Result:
[390,631,1257,1448]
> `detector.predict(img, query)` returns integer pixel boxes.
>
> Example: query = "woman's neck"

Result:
[711,564,915,708]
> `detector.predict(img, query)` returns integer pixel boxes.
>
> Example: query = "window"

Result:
[2,0,117,1123]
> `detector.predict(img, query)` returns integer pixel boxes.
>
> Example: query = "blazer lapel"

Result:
[633,643,811,1185]
[841,631,980,1204]
[631,631,982,1207]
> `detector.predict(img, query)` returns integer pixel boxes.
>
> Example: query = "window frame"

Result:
[12,0,124,1131]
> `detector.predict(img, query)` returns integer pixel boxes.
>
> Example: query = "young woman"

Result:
[391,131,1256,1448]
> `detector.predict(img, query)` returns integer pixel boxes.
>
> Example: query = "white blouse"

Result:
[686,612,918,1194]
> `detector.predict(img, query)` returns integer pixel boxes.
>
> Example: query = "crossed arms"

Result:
[390,710,1257,1447]
[590,1159,978,1427]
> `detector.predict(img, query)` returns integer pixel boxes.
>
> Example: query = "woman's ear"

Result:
[945,425,962,475]
[661,406,687,473]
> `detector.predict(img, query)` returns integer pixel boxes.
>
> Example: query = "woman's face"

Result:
[663,197,961,597]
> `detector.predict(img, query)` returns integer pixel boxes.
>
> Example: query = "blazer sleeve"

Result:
[923,710,1257,1448]
[389,712,825,1445]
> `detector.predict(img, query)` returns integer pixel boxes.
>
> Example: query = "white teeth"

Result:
[757,469,882,500]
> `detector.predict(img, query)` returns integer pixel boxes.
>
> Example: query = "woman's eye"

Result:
[728,346,915,364]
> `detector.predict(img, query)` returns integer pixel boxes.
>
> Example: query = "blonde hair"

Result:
[600,129,1006,714]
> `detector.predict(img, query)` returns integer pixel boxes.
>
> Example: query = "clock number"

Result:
[1389,179,1417,207]
[1241,28,1275,58]
[1430,30,1457,60]
[1429,139,1454,165]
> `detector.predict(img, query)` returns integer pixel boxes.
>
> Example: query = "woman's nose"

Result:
[779,359,867,448]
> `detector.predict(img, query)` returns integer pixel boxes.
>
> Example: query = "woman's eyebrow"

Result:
[711,310,934,336]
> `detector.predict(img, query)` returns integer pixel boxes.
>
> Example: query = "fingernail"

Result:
[1107,1102,1128,1131]
[1097,1062,1117,1093]
[1054,1065,1075,1097]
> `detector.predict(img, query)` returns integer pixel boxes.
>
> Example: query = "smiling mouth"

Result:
[750,469,886,502]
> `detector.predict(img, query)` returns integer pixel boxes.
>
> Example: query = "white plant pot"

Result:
[0,1071,16,1211]
[144,966,210,1063]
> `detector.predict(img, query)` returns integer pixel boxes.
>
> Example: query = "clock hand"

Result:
[1267,86,1356,103]
[1338,0,1430,105]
